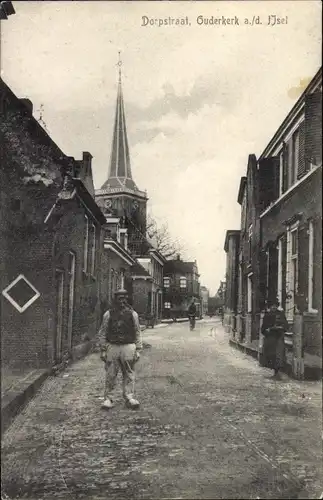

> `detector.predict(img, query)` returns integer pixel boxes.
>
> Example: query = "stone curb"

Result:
[229,338,322,380]
[1,369,49,436]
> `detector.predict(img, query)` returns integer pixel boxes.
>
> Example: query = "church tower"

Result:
[95,57,148,254]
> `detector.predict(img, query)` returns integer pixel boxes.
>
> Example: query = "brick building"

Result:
[99,213,136,314]
[162,256,201,319]
[0,79,106,372]
[236,154,263,343]
[200,286,209,317]
[223,67,322,378]
[258,67,322,374]
[223,230,240,331]
[134,248,166,323]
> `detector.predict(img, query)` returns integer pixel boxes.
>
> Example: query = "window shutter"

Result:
[272,156,280,200]
[258,157,280,210]
[297,121,306,179]
[305,91,322,168]
[296,224,309,312]
[259,249,267,309]
[281,234,287,309]
[268,244,278,303]
[313,219,322,311]
[282,143,289,193]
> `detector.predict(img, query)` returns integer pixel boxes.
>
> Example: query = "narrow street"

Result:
[1,319,322,500]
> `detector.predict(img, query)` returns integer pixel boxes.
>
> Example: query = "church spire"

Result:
[101,53,138,191]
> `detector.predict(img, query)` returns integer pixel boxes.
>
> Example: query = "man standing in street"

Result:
[188,299,197,330]
[97,289,142,410]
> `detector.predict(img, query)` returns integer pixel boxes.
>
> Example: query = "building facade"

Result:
[135,249,165,322]
[236,154,262,344]
[0,79,106,371]
[223,67,322,378]
[162,257,201,319]
[200,286,209,317]
[223,230,240,331]
[258,67,322,372]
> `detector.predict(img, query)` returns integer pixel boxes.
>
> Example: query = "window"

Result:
[83,215,89,273]
[241,195,247,231]
[291,229,298,298]
[247,273,253,313]
[119,229,128,250]
[90,223,96,276]
[120,269,125,289]
[292,129,300,184]
[248,225,253,262]
[277,237,284,306]
[164,302,171,309]
[163,277,170,288]
[180,277,187,289]
[286,224,299,319]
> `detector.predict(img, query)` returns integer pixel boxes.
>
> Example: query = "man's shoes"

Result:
[101,398,114,409]
[125,397,140,409]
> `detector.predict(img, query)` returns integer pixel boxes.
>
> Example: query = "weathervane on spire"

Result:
[117,51,122,83]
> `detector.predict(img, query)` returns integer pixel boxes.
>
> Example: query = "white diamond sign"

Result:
[2,274,40,313]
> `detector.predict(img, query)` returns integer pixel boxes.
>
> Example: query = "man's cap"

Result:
[114,288,128,297]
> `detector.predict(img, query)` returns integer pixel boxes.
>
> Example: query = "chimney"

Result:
[19,98,33,115]
[83,151,93,174]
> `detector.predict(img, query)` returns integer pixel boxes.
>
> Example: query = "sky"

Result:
[1,1,321,295]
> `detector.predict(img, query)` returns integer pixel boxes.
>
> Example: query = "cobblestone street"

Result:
[1,319,322,500]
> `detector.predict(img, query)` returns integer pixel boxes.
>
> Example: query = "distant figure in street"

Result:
[97,289,142,410]
[188,300,197,330]
[260,298,289,379]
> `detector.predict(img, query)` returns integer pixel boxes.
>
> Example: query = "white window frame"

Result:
[248,224,253,262]
[279,149,284,196]
[180,276,187,289]
[308,220,318,313]
[277,237,283,307]
[291,129,300,185]
[83,215,89,273]
[120,269,125,289]
[164,302,171,309]
[286,222,299,320]
[163,277,170,288]
[119,228,128,250]
[247,273,253,313]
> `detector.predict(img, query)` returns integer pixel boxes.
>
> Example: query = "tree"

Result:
[146,214,183,260]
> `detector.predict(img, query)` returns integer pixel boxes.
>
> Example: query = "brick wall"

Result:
[0,81,105,369]
[261,168,321,244]
[132,279,151,319]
